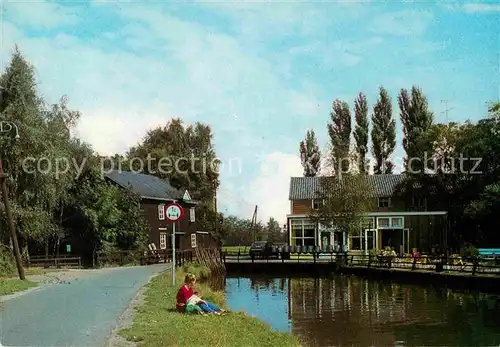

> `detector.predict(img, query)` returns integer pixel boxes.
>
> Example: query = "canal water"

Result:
[224,275,500,346]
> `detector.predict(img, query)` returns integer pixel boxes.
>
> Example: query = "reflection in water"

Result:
[225,275,500,347]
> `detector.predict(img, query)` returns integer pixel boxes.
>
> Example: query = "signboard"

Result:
[66,244,71,253]
[191,233,197,248]
[164,202,184,222]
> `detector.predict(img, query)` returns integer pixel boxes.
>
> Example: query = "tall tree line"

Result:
[0,48,151,267]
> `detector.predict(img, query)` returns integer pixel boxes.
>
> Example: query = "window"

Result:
[159,232,167,249]
[190,233,197,248]
[378,197,391,208]
[377,217,404,229]
[190,207,195,222]
[312,199,324,210]
[349,234,362,250]
[391,217,403,228]
[377,217,390,228]
[290,219,317,246]
[158,204,165,220]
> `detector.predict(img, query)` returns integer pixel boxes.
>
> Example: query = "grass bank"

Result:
[0,278,37,295]
[119,263,302,347]
[1,248,37,295]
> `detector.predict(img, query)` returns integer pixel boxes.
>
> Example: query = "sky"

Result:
[1,0,499,226]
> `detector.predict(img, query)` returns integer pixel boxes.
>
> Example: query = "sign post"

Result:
[165,202,184,286]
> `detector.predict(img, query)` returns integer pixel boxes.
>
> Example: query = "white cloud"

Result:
[246,152,303,224]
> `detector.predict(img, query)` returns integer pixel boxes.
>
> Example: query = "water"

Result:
[225,275,500,347]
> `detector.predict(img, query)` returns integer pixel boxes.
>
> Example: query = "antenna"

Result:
[441,100,454,123]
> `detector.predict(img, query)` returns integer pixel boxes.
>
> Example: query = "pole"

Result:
[0,172,25,280]
[172,221,175,286]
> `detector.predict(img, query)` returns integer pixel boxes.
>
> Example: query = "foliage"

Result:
[353,92,369,174]
[127,119,221,235]
[371,87,396,174]
[460,245,479,259]
[328,99,352,173]
[398,86,434,173]
[310,171,376,235]
[299,129,321,177]
[400,104,500,249]
[0,245,16,277]
[0,48,150,262]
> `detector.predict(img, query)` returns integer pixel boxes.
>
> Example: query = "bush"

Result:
[0,245,16,277]
[460,245,479,259]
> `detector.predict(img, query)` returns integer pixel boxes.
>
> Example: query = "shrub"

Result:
[460,245,479,259]
[0,245,16,277]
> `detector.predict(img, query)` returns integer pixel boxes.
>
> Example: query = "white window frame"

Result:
[158,204,165,220]
[377,217,404,229]
[159,232,167,249]
[290,219,316,246]
[391,217,404,228]
[190,207,195,222]
[377,217,390,228]
[378,197,391,208]
[191,233,197,248]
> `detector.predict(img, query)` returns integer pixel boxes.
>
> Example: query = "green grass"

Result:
[119,263,302,347]
[0,278,37,295]
[222,246,249,254]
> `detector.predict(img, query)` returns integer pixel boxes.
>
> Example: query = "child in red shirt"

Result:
[176,273,196,312]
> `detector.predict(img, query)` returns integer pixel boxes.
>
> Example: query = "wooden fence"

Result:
[24,254,82,268]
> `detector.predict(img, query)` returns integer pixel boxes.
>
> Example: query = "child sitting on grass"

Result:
[187,291,225,315]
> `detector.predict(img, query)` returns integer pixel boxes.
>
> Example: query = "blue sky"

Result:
[1,0,499,224]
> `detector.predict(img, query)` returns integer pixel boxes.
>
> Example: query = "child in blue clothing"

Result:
[187,291,225,315]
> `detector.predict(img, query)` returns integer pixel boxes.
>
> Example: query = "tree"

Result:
[398,86,434,173]
[299,129,321,177]
[371,87,396,174]
[127,119,220,235]
[328,100,352,174]
[353,93,369,174]
[310,168,376,236]
[0,47,149,264]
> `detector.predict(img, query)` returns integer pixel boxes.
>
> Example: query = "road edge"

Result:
[105,265,171,347]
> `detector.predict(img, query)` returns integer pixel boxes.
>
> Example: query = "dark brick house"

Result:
[287,174,449,254]
[105,171,218,250]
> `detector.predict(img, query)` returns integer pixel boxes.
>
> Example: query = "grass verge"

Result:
[0,278,37,296]
[222,245,249,254]
[119,263,302,347]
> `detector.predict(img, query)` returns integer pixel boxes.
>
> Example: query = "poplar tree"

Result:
[328,100,352,174]
[353,92,369,174]
[299,129,321,177]
[399,86,434,173]
[371,87,396,174]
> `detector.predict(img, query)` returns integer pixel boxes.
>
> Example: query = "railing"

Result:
[25,255,82,268]
[222,248,500,276]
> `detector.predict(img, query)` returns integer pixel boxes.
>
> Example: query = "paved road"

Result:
[0,264,169,347]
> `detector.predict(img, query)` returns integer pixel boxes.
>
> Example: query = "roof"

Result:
[105,170,194,203]
[289,174,406,200]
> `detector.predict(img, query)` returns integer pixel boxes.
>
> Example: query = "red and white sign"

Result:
[164,202,184,222]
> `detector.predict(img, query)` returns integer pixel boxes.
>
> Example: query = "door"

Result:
[321,232,330,248]
[364,229,377,252]
[402,228,410,254]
